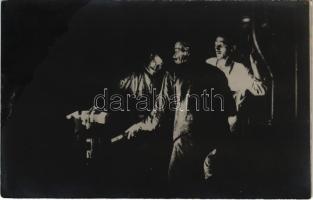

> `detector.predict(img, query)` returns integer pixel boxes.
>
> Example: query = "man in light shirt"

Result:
[206,35,266,132]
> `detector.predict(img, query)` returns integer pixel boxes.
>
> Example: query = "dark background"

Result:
[1,0,310,198]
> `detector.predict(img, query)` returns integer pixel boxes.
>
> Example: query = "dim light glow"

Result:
[242,17,251,23]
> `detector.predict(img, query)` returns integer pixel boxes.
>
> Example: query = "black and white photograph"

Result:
[1,0,311,198]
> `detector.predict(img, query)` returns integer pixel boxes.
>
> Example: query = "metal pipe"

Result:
[251,19,274,123]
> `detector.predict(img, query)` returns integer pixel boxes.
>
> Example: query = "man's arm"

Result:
[125,72,171,139]
[66,74,134,130]
[217,70,237,133]
[247,54,267,96]
[125,108,161,139]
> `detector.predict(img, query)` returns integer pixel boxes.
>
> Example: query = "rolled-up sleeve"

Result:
[235,63,266,96]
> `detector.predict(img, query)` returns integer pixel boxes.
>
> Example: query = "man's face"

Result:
[173,42,190,64]
[148,54,163,73]
[215,36,229,59]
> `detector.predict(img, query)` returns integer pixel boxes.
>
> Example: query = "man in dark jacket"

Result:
[125,41,236,196]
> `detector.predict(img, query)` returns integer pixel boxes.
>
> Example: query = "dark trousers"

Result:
[167,134,220,197]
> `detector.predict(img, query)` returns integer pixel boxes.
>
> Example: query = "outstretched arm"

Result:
[124,104,164,139]
[66,75,132,130]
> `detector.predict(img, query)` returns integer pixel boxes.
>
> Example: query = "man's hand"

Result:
[125,123,142,140]
[66,110,92,129]
[228,115,238,133]
[251,80,267,96]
